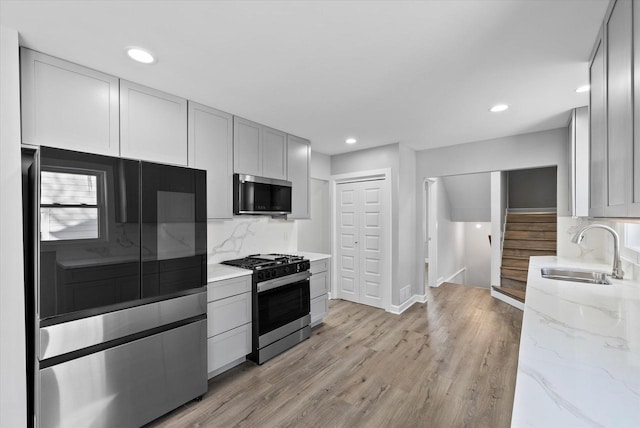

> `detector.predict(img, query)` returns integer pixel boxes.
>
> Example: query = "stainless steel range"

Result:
[222,254,311,364]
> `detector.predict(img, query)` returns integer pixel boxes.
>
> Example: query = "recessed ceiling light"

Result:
[575,85,590,93]
[126,47,156,64]
[475,224,482,229]
[489,104,509,113]
[346,138,357,144]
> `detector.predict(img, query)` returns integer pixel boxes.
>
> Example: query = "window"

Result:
[40,169,105,241]
[624,223,640,253]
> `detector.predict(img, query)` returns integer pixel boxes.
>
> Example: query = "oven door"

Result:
[256,271,311,345]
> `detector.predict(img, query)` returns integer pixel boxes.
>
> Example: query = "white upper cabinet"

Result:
[233,117,287,180]
[20,48,119,156]
[188,101,234,219]
[588,0,640,218]
[233,117,262,176]
[589,29,606,217]
[120,80,188,166]
[287,135,311,219]
[262,127,287,180]
[631,0,640,216]
[605,0,632,217]
[570,107,589,217]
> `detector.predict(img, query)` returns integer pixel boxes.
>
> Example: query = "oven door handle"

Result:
[257,271,311,293]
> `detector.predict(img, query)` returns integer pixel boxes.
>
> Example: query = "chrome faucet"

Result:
[571,224,624,280]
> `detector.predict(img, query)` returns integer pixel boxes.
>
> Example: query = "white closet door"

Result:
[336,179,386,309]
[358,180,386,309]
[336,181,360,303]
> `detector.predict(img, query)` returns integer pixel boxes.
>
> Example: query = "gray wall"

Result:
[398,143,417,301]
[435,178,465,284]
[0,25,27,427]
[297,178,330,254]
[508,166,557,209]
[440,172,491,222]
[310,151,330,181]
[417,127,570,289]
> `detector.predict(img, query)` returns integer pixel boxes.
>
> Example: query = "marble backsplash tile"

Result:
[207,216,297,264]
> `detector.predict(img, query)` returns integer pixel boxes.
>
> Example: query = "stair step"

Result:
[492,286,526,303]
[503,239,556,251]
[502,248,556,258]
[505,230,557,241]
[507,213,557,223]
[500,276,527,289]
[501,267,528,282]
[502,258,530,269]
[506,222,557,232]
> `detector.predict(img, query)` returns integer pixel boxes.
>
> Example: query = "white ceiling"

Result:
[0,0,608,155]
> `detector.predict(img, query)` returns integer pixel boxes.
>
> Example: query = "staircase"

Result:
[493,212,557,303]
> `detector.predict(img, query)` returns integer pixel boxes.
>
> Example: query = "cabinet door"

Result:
[310,270,328,300]
[233,117,262,176]
[589,31,606,217]
[20,48,119,156]
[120,80,188,166]
[605,0,633,217]
[287,135,311,219]
[631,0,640,216]
[262,127,287,180]
[188,102,234,219]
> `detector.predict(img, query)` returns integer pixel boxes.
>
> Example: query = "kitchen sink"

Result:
[540,267,612,285]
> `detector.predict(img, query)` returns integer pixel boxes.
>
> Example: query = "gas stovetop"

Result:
[222,253,305,270]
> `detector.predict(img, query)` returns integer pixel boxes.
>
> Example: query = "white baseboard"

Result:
[389,292,429,315]
[438,267,466,286]
[490,288,524,311]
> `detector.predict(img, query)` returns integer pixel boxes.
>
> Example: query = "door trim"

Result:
[330,169,392,312]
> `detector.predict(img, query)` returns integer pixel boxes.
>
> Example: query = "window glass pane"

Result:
[41,171,97,205]
[41,207,99,241]
[624,223,640,253]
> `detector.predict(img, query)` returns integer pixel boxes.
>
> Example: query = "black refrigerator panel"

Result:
[38,147,141,323]
[140,162,207,299]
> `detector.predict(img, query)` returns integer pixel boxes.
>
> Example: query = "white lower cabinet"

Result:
[207,324,252,376]
[309,258,330,326]
[207,274,252,378]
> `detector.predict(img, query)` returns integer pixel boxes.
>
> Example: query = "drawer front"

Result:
[207,292,252,336]
[310,259,329,275]
[207,323,251,374]
[309,271,328,300]
[207,275,252,302]
[310,294,328,325]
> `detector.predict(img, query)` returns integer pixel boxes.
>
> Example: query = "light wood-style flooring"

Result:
[150,283,523,428]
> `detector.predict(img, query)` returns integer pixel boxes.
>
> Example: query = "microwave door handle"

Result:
[257,271,311,293]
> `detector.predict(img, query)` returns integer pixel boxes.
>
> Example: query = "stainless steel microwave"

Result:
[233,173,292,215]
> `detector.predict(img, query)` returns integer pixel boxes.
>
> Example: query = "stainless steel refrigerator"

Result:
[22,146,208,428]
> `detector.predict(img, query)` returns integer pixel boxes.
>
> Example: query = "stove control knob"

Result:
[284,266,291,274]
[257,272,264,281]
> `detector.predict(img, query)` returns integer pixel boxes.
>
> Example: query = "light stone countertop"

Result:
[296,251,331,262]
[207,263,252,283]
[511,256,640,428]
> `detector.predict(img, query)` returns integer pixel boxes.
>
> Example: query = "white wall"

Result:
[331,143,405,305]
[417,127,569,290]
[463,222,492,287]
[398,143,417,299]
[310,151,331,180]
[0,25,27,428]
[490,171,508,286]
[297,178,330,254]
[441,172,491,222]
[435,178,465,284]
